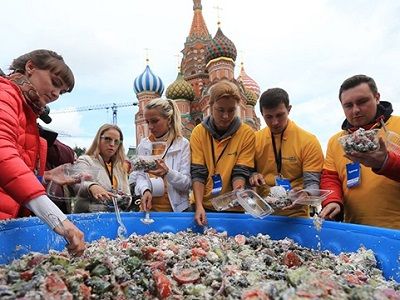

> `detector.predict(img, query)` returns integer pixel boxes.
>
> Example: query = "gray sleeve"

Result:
[191,163,208,184]
[303,171,321,191]
[232,164,253,181]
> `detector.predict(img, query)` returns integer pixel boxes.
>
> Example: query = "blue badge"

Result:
[275,176,292,191]
[346,162,361,188]
[211,174,223,195]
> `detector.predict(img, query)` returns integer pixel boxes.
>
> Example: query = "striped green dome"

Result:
[205,27,237,64]
[166,73,195,101]
[244,88,258,106]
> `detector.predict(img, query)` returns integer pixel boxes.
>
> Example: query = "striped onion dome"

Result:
[133,65,164,95]
[237,64,260,97]
[244,88,258,106]
[166,72,195,101]
[205,27,237,64]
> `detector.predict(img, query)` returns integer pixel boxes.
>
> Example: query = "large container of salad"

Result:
[0,212,399,283]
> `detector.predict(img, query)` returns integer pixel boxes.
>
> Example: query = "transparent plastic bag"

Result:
[46,163,101,201]
[130,156,158,172]
[105,189,132,211]
[338,128,380,154]
[130,142,167,171]
[261,185,293,210]
[385,130,400,155]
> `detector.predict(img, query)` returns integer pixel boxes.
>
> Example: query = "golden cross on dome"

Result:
[144,48,151,64]
[239,50,245,66]
[174,53,182,72]
[213,2,223,27]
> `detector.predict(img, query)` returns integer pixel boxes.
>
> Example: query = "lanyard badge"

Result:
[210,135,230,196]
[211,174,223,195]
[275,175,292,191]
[346,162,361,188]
[271,128,291,191]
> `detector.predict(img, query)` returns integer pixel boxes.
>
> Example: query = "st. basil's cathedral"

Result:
[133,0,261,144]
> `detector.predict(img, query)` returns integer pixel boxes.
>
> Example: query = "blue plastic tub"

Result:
[0,212,399,282]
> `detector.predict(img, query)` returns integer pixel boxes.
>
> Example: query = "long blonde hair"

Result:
[86,124,126,169]
[145,98,182,143]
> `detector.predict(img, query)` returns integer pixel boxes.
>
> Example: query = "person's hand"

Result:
[232,178,245,191]
[319,202,341,220]
[53,219,85,256]
[249,173,265,187]
[195,204,207,226]
[147,159,169,177]
[345,137,388,169]
[140,190,152,211]
[89,184,114,201]
[44,164,82,185]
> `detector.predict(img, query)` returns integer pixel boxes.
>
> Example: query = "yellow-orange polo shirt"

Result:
[190,123,255,210]
[324,115,400,229]
[255,120,324,217]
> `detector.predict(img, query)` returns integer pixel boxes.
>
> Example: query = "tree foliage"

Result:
[73,146,86,157]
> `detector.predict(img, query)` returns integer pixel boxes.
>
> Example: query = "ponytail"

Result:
[167,99,182,140]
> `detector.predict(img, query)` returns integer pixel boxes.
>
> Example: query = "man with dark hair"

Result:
[250,88,324,217]
[320,75,400,229]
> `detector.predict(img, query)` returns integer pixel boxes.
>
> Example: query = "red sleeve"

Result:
[373,151,400,182]
[320,169,344,209]
[0,80,45,205]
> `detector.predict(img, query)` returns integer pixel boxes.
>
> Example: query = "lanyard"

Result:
[270,128,286,175]
[105,161,114,188]
[210,135,230,173]
[161,139,174,159]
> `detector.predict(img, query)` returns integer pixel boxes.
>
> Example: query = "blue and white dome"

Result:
[133,65,164,95]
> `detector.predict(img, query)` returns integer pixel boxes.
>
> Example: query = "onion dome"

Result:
[205,27,237,63]
[133,65,164,95]
[244,88,258,106]
[166,72,195,101]
[237,64,260,97]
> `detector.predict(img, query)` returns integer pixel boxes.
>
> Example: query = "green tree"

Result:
[73,146,86,157]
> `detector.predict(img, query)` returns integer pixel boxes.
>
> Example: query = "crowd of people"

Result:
[0,49,399,257]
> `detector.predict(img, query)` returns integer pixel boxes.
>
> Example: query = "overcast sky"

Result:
[1,0,399,152]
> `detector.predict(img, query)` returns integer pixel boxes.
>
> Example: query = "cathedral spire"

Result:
[188,0,210,42]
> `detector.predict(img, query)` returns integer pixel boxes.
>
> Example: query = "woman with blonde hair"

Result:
[133,98,191,212]
[73,124,131,212]
[190,80,255,226]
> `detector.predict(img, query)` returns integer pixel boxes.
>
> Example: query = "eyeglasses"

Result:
[100,136,122,146]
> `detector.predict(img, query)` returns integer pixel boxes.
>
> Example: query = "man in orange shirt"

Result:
[320,75,400,229]
[251,88,324,217]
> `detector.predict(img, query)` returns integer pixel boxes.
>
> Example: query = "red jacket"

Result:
[321,150,400,209]
[0,77,47,219]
